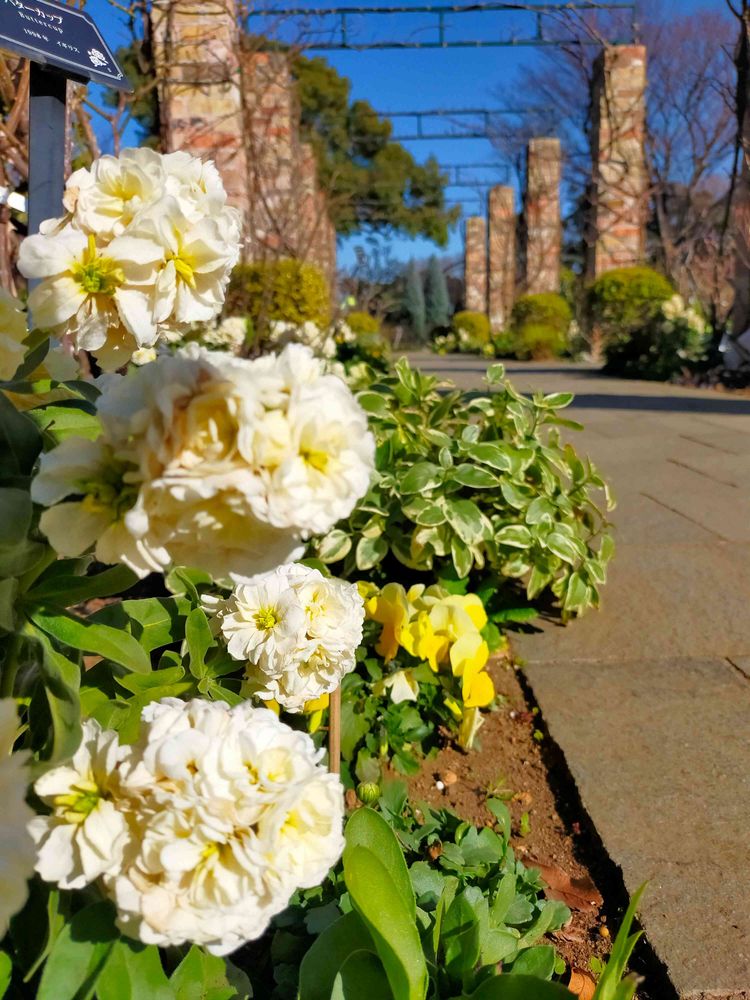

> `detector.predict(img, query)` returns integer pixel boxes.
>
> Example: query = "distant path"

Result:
[408,353,750,1000]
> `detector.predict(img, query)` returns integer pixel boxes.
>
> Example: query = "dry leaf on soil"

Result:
[568,967,596,999]
[527,857,603,912]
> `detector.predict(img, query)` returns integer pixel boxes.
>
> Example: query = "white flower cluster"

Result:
[266,319,337,359]
[31,343,374,581]
[201,315,249,352]
[0,700,35,937]
[30,702,344,955]
[210,563,364,711]
[660,294,706,335]
[17,148,241,370]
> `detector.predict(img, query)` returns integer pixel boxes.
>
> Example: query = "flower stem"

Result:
[328,685,341,775]
[1,632,22,699]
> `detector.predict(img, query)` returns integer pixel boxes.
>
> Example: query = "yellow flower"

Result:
[401,611,450,671]
[459,706,484,748]
[303,693,329,734]
[450,632,494,708]
[366,583,412,662]
[356,580,380,616]
[444,594,487,631]
[375,668,420,703]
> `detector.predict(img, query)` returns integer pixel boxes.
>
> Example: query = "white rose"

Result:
[29,719,132,890]
[65,147,166,236]
[0,700,35,937]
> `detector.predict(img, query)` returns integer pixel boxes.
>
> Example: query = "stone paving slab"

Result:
[408,355,750,998]
[522,656,750,1000]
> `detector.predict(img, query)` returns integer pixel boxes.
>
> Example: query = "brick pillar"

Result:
[150,0,248,232]
[488,185,515,330]
[242,50,301,261]
[464,216,487,314]
[524,138,561,295]
[587,45,648,278]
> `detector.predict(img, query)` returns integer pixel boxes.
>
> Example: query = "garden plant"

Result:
[0,147,639,999]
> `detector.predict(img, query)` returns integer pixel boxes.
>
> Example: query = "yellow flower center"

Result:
[52,779,101,824]
[300,447,329,473]
[253,607,279,631]
[71,234,124,296]
[168,250,196,289]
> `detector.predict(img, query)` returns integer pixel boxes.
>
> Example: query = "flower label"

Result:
[0,0,130,90]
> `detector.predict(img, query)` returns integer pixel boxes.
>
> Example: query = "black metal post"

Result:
[28,63,67,238]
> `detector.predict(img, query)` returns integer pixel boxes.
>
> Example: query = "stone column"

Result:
[587,45,648,278]
[524,138,561,295]
[464,216,488,314]
[150,0,249,233]
[488,185,515,330]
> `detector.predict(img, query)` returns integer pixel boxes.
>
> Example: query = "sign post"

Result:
[0,0,132,236]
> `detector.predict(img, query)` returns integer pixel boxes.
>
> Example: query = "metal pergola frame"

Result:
[246,2,637,50]
[377,107,534,141]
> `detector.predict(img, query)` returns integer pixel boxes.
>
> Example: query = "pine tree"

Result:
[424,255,452,331]
[403,260,426,339]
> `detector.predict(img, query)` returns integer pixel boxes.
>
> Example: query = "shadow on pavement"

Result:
[568,393,750,414]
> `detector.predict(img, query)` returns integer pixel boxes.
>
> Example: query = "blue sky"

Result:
[86,0,731,269]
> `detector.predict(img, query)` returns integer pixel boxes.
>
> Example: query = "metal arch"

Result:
[246,2,637,50]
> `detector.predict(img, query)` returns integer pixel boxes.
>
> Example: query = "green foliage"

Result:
[603,297,709,381]
[510,294,571,360]
[424,256,452,332]
[292,53,459,242]
[346,311,380,336]
[312,360,614,619]
[224,260,331,333]
[270,788,572,1000]
[586,267,674,344]
[454,311,491,346]
[403,262,426,339]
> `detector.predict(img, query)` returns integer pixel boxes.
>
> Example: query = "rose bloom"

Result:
[29,719,132,890]
[0,700,35,937]
[217,563,364,711]
[109,698,344,955]
[33,345,374,582]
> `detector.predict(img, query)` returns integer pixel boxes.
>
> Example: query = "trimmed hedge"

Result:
[586,266,674,342]
[224,259,331,332]
[511,292,571,360]
[453,311,491,345]
[346,310,381,335]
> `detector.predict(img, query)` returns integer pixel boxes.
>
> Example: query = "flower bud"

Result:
[357,781,381,805]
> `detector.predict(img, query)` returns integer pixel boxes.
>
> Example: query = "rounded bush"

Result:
[513,323,568,360]
[346,310,380,336]
[586,266,674,341]
[511,293,571,335]
[224,259,331,332]
[453,311,491,345]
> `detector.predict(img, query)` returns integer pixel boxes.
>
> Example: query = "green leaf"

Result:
[37,900,118,1000]
[169,945,250,1000]
[466,442,513,473]
[317,530,353,564]
[399,462,444,494]
[299,912,375,1000]
[343,845,428,1000]
[356,535,388,571]
[412,504,446,527]
[466,975,573,998]
[341,700,370,760]
[541,392,574,409]
[30,625,82,764]
[594,884,646,1000]
[331,951,392,999]
[450,465,500,489]
[0,392,42,478]
[545,533,582,565]
[345,808,416,921]
[186,607,213,680]
[450,536,473,580]
[442,891,481,980]
[29,608,152,674]
[357,391,392,417]
[506,944,556,979]
[91,597,189,653]
[490,873,518,925]
[25,402,101,443]
[495,525,532,550]
[0,488,32,549]
[0,951,12,999]
[446,500,484,545]
[97,940,173,1000]
[25,565,138,606]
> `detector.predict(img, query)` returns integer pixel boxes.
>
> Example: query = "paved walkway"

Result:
[410,354,750,1000]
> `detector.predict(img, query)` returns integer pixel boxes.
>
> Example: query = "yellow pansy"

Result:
[366,582,413,662]
[444,594,488,631]
[303,693,330,734]
[401,611,450,671]
[459,706,485,748]
[450,632,494,707]
[356,580,380,615]
[375,668,420,703]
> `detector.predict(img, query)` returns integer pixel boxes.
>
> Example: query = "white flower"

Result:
[201,316,248,351]
[131,346,158,366]
[18,228,163,368]
[110,699,344,955]
[32,345,373,581]
[65,148,167,236]
[29,719,132,890]
[266,320,336,359]
[219,564,364,712]
[0,700,35,937]
[0,288,28,380]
